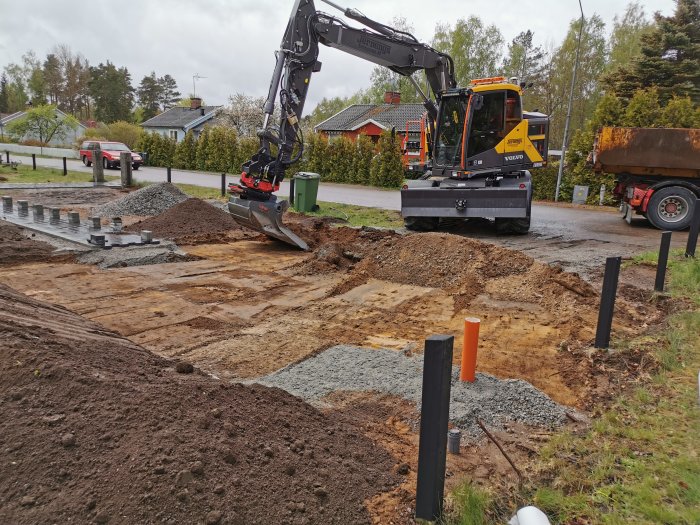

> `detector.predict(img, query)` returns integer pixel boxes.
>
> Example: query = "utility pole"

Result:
[555,0,585,202]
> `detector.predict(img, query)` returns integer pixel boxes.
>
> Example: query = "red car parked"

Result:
[79,141,143,170]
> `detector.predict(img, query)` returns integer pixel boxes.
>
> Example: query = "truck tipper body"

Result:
[592,127,700,230]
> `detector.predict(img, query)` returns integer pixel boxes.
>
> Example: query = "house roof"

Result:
[141,106,222,131]
[314,104,425,133]
[0,108,86,129]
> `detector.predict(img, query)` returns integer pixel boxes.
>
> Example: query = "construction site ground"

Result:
[0,185,673,524]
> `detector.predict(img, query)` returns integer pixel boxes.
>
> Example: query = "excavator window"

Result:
[435,95,467,167]
[467,91,506,158]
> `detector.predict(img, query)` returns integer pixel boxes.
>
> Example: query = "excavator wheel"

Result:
[494,216,530,235]
[404,217,439,231]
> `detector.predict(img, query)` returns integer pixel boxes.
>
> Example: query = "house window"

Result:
[169,130,178,141]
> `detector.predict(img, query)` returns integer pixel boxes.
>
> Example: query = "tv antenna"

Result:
[192,74,207,98]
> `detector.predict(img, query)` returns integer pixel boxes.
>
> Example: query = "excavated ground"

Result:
[0,202,668,522]
[0,283,399,525]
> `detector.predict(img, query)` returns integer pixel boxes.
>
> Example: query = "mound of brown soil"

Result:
[0,221,66,266]
[0,284,397,525]
[125,198,261,244]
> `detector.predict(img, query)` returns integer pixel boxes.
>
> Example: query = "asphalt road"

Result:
[11,154,689,278]
[11,154,400,209]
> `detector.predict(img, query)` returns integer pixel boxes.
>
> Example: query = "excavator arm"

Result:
[228,0,455,249]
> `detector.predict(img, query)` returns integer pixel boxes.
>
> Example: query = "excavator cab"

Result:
[431,79,543,178]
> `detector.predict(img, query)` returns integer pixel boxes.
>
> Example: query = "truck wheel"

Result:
[404,217,439,231]
[647,186,696,230]
[103,157,109,169]
[82,155,91,167]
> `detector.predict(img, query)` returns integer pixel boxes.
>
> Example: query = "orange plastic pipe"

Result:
[460,317,481,382]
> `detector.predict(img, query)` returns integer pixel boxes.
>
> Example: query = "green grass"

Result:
[0,163,118,183]
[442,483,492,525]
[289,201,404,228]
[136,182,403,229]
[446,256,700,524]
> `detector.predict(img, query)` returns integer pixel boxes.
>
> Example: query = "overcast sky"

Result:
[0,0,675,111]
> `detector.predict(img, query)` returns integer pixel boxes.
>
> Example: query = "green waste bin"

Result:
[292,172,320,212]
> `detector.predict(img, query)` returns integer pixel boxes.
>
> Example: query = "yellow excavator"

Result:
[228,0,550,248]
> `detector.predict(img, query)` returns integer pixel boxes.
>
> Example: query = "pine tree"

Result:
[606,0,700,103]
[158,75,181,110]
[137,72,162,121]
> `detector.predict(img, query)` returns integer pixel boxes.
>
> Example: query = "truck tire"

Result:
[646,186,696,231]
[82,155,91,167]
[404,217,439,231]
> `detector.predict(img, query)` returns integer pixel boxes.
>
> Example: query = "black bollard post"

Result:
[5,151,9,163]
[167,166,172,183]
[685,199,700,258]
[415,335,454,522]
[62,157,67,176]
[595,256,622,349]
[32,153,36,170]
[221,173,226,197]
[655,231,672,292]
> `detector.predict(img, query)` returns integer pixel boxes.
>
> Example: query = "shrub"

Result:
[105,121,143,149]
[206,126,237,172]
[234,136,260,174]
[370,131,404,188]
[531,163,560,201]
[174,130,197,170]
[195,128,209,171]
[19,139,48,147]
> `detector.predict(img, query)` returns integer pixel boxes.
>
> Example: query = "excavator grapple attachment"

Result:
[228,195,309,251]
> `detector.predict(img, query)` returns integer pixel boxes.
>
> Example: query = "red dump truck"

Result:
[592,127,700,230]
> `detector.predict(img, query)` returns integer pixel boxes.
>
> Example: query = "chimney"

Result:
[190,97,202,110]
[384,91,401,105]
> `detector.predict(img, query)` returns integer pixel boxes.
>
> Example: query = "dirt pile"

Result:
[92,182,188,217]
[293,227,595,311]
[0,283,398,525]
[125,198,261,244]
[0,221,68,266]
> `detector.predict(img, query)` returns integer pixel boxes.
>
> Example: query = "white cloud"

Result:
[0,0,675,111]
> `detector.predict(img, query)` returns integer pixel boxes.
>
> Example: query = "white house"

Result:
[0,108,87,147]
[140,98,222,142]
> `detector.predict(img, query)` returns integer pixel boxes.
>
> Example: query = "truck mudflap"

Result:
[400,186,530,218]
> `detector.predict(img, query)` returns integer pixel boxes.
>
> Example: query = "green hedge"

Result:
[136,127,404,189]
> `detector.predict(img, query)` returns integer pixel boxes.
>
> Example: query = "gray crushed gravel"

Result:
[77,242,195,269]
[92,183,188,217]
[258,345,568,438]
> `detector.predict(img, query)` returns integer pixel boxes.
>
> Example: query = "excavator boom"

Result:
[228,0,454,248]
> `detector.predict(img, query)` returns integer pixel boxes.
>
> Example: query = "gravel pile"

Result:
[259,345,568,438]
[77,242,195,269]
[92,183,188,217]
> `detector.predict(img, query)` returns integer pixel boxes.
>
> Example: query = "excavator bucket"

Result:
[228,195,309,250]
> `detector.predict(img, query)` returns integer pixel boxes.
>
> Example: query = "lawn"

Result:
[288,201,404,228]
[446,253,700,524]
[135,181,405,229]
[0,163,118,183]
